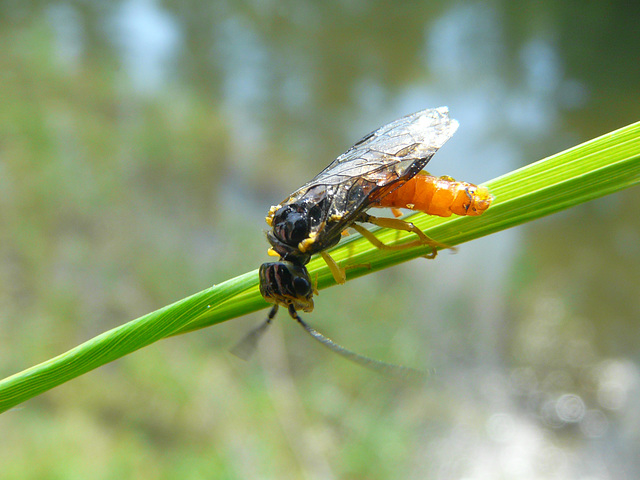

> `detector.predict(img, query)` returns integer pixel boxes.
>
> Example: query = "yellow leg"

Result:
[355,213,449,258]
[320,251,347,284]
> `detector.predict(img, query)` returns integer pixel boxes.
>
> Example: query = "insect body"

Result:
[237,107,493,373]
[376,171,493,217]
[264,107,461,260]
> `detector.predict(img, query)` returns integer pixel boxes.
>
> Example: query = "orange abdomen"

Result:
[377,173,493,217]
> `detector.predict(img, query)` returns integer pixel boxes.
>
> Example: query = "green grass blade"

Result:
[0,271,258,413]
[1,120,639,413]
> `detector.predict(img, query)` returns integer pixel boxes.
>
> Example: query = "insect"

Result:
[234,107,493,374]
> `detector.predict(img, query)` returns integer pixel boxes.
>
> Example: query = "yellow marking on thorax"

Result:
[265,205,279,227]
[298,232,318,253]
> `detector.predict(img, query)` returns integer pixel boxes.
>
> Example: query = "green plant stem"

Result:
[1,120,639,413]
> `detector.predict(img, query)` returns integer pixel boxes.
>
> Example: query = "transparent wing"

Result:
[309,106,458,190]
[277,107,459,243]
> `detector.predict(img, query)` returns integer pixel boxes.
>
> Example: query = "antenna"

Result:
[287,304,427,381]
[232,304,429,382]
[230,305,278,360]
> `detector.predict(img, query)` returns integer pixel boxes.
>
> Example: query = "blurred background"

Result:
[1,0,639,478]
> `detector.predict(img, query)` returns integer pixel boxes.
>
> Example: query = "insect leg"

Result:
[320,251,347,284]
[351,223,405,249]
[287,304,426,381]
[355,213,449,258]
[230,305,279,360]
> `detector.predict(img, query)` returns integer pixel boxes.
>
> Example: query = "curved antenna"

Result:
[231,305,279,360]
[287,304,427,381]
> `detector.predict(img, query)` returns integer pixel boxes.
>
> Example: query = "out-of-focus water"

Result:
[1,1,638,478]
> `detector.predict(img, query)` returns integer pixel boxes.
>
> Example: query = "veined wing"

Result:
[311,106,458,190]
[273,107,459,250]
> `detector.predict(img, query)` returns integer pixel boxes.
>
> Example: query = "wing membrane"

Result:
[275,107,459,248]
[311,107,458,188]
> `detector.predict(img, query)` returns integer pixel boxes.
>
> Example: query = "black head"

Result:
[259,261,314,312]
[266,203,316,262]
[267,200,341,260]
[271,205,312,246]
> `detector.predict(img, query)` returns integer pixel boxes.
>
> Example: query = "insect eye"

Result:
[286,214,308,243]
[274,208,309,245]
[292,276,311,297]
